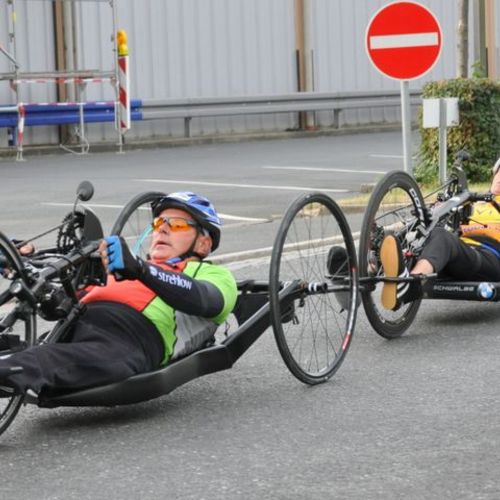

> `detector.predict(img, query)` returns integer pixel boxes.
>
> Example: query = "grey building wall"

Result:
[79,0,297,141]
[0,0,497,146]
[0,0,57,145]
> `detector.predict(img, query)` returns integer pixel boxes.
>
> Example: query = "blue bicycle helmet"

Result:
[152,191,222,251]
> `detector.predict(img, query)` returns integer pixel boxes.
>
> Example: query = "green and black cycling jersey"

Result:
[82,259,237,364]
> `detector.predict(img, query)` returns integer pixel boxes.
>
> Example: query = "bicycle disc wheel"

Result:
[359,171,426,338]
[269,193,358,385]
[111,191,165,259]
[0,232,35,436]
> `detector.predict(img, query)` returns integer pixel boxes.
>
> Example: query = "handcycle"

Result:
[358,151,500,339]
[0,182,358,437]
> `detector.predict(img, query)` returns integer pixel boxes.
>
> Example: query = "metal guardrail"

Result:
[0,90,423,153]
[141,90,422,137]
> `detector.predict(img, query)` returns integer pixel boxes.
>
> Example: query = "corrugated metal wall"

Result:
[0,0,498,146]
[77,0,297,141]
[0,0,57,144]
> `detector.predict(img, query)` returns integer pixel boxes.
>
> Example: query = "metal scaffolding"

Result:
[0,0,125,159]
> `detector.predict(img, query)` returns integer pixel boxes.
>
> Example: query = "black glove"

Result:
[105,235,144,281]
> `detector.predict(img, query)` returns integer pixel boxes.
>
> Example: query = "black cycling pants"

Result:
[0,302,164,396]
[420,227,500,281]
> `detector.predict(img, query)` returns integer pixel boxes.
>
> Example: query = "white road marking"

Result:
[262,165,387,175]
[41,202,267,222]
[369,154,403,159]
[369,32,439,50]
[219,214,268,222]
[134,178,348,193]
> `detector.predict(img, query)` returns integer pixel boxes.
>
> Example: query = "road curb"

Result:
[0,123,400,160]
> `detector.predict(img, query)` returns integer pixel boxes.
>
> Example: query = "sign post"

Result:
[439,98,447,184]
[400,80,412,173]
[422,97,459,184]
[366,1,442,174]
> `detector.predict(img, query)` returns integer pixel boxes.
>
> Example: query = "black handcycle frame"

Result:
[0,183,358,435]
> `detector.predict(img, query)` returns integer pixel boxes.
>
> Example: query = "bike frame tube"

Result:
[359,274,500,302]
[422,280,500,302]
[34,281,302,408]
[223,281,299,362]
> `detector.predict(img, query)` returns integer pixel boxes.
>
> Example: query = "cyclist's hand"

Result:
[11,239,35,256]
[19,244,35,256]
[0,242,34,277]
[102,235,143,281]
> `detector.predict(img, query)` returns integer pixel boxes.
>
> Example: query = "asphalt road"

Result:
[0,131,405,252]
[1,131,500,500]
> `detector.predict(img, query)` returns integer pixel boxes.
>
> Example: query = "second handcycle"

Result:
[358,153,500,339]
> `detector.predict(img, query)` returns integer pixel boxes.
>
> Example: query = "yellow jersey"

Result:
[460,195,500,257]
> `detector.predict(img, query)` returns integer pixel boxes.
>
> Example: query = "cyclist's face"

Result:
[491,169,500,195]
[149,208,211,261]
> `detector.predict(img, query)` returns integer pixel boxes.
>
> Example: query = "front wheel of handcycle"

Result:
[269,193,358,385]
[111,191,166,259]
[358,170,426,339]
[0,232,36,436]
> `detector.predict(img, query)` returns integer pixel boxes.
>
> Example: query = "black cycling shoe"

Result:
[0,366,23,397]
[0,334,27,353]
[0,384,16,398]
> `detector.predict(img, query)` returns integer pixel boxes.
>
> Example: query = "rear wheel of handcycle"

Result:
[0,232,36,436]
[359,170,426,339]
[269,192,358,385]
[111,191,166,259]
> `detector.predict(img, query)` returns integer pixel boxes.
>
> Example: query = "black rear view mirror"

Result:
[76,181,94,202]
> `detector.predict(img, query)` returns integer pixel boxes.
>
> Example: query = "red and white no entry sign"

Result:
[366,1,442,80]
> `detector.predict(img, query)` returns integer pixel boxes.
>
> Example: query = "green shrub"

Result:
[415,78,500,184]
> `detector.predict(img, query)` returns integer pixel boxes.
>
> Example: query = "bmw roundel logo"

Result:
[477,282,495,300]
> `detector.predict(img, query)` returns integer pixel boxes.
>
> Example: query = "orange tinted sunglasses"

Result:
[152,216,199,233]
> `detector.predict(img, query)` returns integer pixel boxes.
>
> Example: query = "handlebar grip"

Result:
[468,192,486,202]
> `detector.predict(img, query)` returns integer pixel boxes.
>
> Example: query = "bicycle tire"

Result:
[0,232,35,437]
[111,191,166,259]
[269,192,358,385]
[359,171,426,339]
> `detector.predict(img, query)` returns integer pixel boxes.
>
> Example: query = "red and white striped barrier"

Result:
[117,29,131,135]
[117,56,130,131]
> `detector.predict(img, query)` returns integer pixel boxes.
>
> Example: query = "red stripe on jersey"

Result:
[82,260,188,311]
